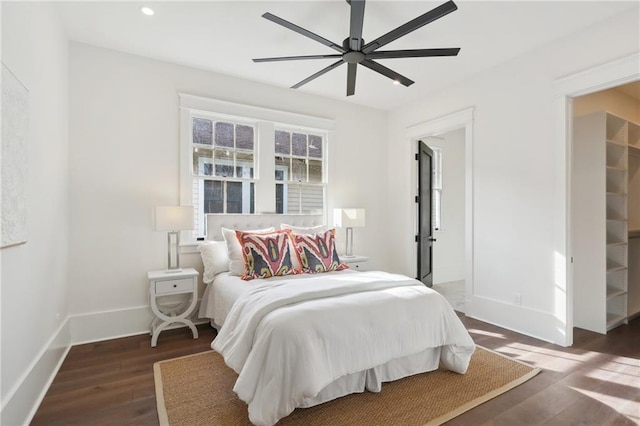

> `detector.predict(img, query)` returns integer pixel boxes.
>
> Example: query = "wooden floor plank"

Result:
[31,316,639,425]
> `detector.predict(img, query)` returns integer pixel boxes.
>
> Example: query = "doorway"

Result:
[423,129,466,311]
[407,107,474,315]
[570,81,640,335]
[555,52,639,346]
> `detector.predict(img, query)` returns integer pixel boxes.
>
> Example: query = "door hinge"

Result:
[415,234,419,243]
[415,195,420,203]
[415,153,419,161]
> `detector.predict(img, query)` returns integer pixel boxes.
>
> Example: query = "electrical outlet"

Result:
[56,313,61,321]
[514,293,521,305]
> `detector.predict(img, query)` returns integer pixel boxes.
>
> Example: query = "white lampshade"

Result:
[154,206,195,231]
[333,208,366,228]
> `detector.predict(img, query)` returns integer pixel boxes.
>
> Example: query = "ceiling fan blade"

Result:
[361,0,458,54]
[262,12,345,53]
[253,54,343,63]
[360,59,414,86]
[347,63,357,96]
[349,0,366,50]
[291,60,345,89]
[366,48,460,59]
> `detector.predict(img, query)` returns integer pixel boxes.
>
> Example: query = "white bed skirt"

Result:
[299,346,441,408]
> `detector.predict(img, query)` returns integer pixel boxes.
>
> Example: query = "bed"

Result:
[197,214,476,426]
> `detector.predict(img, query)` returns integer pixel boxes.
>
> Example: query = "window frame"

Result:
[179,94,334,241]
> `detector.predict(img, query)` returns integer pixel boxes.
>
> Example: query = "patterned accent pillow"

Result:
[236,229,299,280]
[292,228,349,274]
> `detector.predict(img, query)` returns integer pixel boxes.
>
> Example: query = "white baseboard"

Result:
[70,305,155,345]
[467,295,568,346]
[1,318,71,426]
[70,304,208,345]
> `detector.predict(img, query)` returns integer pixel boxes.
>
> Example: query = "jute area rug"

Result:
[154,347,540,426]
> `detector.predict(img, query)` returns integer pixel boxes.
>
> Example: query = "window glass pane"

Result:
[285,184,323,214]
[287,185,301,214]
[275,157,290,181]
[291,158,307,182]
[308,159,322,183]
[292,133,307,156]
[236,125,254,151]
[214,149,234,177]
[193,147,213,176]
[275,183,284,213]
[215,122,234,147]
[300,185,323,213]
[235,152,254,178]
[193,118,213,145]
[433,188,442,230]
[308,135,322,158]
[204,180,223,213]
[250,183,255,213]
[275,130,290,155]
[226,182,243,213]
[432,148,442,190]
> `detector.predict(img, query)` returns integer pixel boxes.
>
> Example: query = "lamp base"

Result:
[163,268,183,274]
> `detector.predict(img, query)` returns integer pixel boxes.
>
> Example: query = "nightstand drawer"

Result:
[349,262,367,271]
[155,278,193,294]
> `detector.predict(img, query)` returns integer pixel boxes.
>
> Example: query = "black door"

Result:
[417,141,434,287]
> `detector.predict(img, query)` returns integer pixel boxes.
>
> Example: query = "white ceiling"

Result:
[56,1,637,111]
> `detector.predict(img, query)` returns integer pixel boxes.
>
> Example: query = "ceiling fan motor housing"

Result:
[343,51,365,64]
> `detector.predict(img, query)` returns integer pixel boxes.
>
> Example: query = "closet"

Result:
[573,111,640,334]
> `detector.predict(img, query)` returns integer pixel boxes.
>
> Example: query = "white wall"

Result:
[426,129,465,284]
[1,3,70,424]
[67,43,389,342]
[386,9,640,344]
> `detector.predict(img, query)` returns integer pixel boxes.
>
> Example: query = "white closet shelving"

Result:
[573,111,639,334]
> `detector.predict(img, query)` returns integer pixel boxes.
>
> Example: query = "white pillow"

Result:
[280,223,328,234]
[222,226,275,276]
[198,241,229,284]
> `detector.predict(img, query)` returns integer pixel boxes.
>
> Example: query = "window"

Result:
[191,117,256,235]
[180,94,333,239]
[274,129,325,214]
[432,147,442,230]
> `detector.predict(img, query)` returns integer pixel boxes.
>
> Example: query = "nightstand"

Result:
[342,255,369,271]
[148,268,199,347]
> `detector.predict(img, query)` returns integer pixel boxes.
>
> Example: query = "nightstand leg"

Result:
[187,321,199,339]
[151,321,173,347]
[150,319,199,347]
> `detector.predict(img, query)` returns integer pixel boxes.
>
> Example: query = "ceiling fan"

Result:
[253,0,461,96]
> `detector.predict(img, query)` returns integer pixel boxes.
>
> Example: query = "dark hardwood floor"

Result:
[31,316,639,425]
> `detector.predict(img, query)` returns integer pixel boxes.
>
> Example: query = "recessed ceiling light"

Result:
[393,80,401,85]
[140,6,155,16]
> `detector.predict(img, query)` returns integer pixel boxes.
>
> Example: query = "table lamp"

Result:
[333,208,366,257]
[154,206,195,272]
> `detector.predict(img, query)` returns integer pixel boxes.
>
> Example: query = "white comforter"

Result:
[213,271,475,426]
